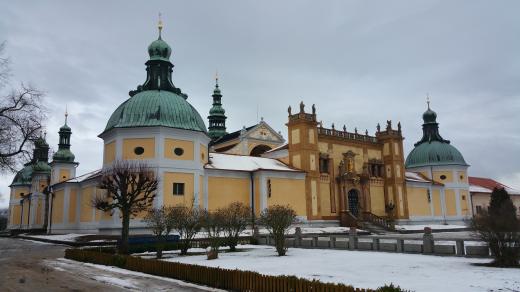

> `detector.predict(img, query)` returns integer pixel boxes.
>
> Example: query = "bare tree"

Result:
[170,204,204,255]
[471,187,520,267]
[220,202,252,251]
[201,209,225,260]
[259,205,297,256]
[0,42,45,172]
[93,160,158,254]
[143,206,174,259]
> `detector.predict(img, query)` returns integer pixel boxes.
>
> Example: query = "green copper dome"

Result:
[10,164,33,186]
[148,37,171,61]
[33,161,51,173]
[405,103,468,168]
[103,25,208,135]
[405,141,467,168]
[53,149,75,162]
[104,90,207,133]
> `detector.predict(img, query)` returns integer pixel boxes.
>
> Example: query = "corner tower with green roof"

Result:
[208,75,227,140]
[405,101,471,223]
[51,110,78,184]
[98,19,210,217]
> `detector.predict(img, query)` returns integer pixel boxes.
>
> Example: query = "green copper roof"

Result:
[405,103,468,168]
[405,141,468,168]
[10,164,33,186]
[33,161,51,173]
[148,37,171,62]
[53,148,75,163]
[103,90,207,133]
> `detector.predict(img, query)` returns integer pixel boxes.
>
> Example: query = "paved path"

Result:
[0,237,221,292]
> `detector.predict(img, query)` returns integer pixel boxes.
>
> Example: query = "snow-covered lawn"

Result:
[394,224,467,231]
[22,233,94,242]
[161,245,519,292]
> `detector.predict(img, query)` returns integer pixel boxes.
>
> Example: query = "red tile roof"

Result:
[469,176,520,195]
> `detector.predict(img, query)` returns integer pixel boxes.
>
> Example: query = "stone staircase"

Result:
[360,221,393,235]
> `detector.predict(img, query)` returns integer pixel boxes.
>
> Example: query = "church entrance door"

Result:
[347,189,360,217]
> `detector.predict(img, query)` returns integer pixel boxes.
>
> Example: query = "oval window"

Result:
[440,175,447,180]
[134,147,145,155]
[174,147,184,156]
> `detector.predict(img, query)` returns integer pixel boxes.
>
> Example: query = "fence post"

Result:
[423,227,434,254]
[396,238,404,253]
[295,227,302,247]
[349,227,358,250]
[312,236,318,248]
[330,236,336,248]
[456,240,465,256]
[372,238,380,251]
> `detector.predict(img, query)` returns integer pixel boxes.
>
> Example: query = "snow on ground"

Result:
[162,245,520,292]
[394,224,467,231]
[92,276,138,289]
[46,258,225,292]
[24,233,95,242]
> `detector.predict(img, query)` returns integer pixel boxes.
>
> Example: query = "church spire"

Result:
[129,17,188,99]
[52,108,75,163]
[414,99,450,146]
[208,72,227,140]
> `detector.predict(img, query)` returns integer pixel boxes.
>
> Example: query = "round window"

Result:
[174,147,184,156]
[440,175,447,180]
[134,147,144,155]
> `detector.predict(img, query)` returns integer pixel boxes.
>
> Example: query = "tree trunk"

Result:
[119,210,131,254]
[156,235,164,259]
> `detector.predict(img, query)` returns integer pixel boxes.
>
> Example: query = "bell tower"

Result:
[286,102,320,220]
[208,73,228,140]
[376,120,409,219]
[50,110,78,184]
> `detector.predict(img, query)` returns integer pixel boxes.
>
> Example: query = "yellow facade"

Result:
[13,187,29,199]
[407,186,431,216]
[460,190,469,215]
[104,141,116,164]
[291,128,300,144]
[35,199,43,225]
[445,189,457,216]
[207,176,249,210]
[52,189,64,224]
[432,171,453,183]
[163,172,194,207]
[122,138,155,159]
[200,144,208,164]
[11,205,22,225]
[69,188,77,223]
[267,177,307,216]
[164,138,194,160]
[370,185,386,216]
[432,189,442,216]
[59,169,70,182]
[80,186,94,222]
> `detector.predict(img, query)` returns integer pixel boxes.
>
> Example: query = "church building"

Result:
[7,22,473,234]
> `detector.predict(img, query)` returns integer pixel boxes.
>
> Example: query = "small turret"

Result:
[208,72,228,140]
[50,109,78,184]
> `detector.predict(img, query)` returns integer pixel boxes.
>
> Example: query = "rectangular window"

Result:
[427,189,431,203]
[267,179,272,198]
[173,183,185,196]
[476,205,483,214]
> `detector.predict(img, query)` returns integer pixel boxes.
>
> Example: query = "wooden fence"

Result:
[65,249,373,292]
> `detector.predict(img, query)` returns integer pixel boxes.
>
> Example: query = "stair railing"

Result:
[362,211,395,231]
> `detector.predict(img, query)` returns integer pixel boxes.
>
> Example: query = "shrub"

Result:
[471,187,520,267]
[219,202,252,251]
[376,283,409,292]
[201,209,225,259]
[259,205,297,256]
[170,205,204,255]
[143,206,175,259]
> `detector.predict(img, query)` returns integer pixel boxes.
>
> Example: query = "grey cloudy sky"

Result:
[1,0,519,208]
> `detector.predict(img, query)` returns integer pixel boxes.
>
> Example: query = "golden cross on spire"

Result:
[215,70,219,85]
[65,105,68,125]
[158,12,163,38]
[426,93,431,109]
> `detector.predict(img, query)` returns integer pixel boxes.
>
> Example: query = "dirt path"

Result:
[0,237,221,292]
